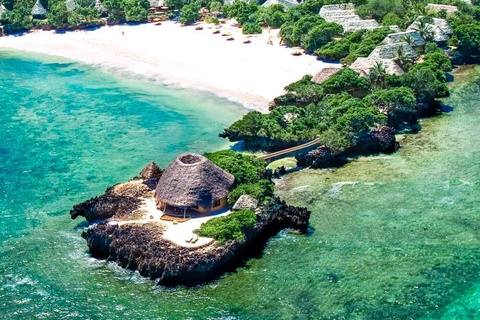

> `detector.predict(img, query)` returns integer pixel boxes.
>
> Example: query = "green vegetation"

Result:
[204,150,274,206]
[197,209,257,244]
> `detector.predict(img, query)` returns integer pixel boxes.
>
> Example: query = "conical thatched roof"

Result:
[406,17,452,42]
[140,161,163,180]
[156,153,235,208]
[32,0,47,17]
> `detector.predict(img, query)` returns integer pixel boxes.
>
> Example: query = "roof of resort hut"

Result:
[368,42,418,60]
[311,67,342,84]
[407,17,452,42]
[388,25,402,33]
[342,19,380,32]
[140,161,163,180]
[383,31,426,47]
[350,57,405,76]
[232,195,259,211]
[149,0,165,7]
[156,153,235,208]
[323,14,361,24]
[66,0,79,11]
[0,4,7,19]
[262,0,299,8]
[426,3,458,13]
[31,0,47,17]
[95,0,107,13]
[319,3,355,15]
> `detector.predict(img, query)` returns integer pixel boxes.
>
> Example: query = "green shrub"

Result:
[205,17,220,24]
[203,150,267,185]
[242,22,262,34]
[227,180,274,206]
[197,209,257,244]
[179,1,201,24]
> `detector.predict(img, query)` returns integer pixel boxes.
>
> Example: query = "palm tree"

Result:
[394,45,413,71]
[369,61,387,89]
[414,19,434,41]
[401,34,414,46]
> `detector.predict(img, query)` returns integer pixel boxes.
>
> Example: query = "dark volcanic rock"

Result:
[70,180,152,222]
[81,197,311,287]
[296,146,344,168]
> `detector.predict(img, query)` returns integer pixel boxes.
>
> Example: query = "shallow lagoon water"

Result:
[1,51,480,319]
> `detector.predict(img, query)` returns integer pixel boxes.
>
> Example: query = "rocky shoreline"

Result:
[72,175,311,287]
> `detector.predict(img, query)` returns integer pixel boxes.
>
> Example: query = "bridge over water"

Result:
[258,138,320,164]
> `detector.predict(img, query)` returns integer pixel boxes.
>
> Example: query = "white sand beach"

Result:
[0,20,340,112]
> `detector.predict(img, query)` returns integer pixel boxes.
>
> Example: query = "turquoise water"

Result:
[1,51,480,319]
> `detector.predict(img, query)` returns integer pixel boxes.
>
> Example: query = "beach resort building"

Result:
[31,0,47,19]
[407,17,453,43]
[155,153,234,215]
[426,3,458,14]
[311,67,342,84]
[368,42,418,60]
[319,3,380,33]
[262,0,300,8]
[383,31,426,48]
[350,57,405,77]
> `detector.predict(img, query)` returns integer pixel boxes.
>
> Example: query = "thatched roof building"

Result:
[342,19,380,32]
[407,17,452,42]
[0,4,7,20]
[319,3,380,33]
[156,153,234,214]
[140,162,163,180]
[427,3,458,13]
[149,0,166,8]
[31,0,47,18]
[388,25,402,33]
[66,0,79,11]
[311,67,341,84]
[262,0,299,8]
[383,31,425,47]
[95,0,107,14]
[350,57,404,76]
[368,42,418,60]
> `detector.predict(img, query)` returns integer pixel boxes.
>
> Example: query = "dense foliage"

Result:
[203,150,274,205]
[197,209,257,244]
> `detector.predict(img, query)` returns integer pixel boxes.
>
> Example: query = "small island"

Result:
[71,151,311,287]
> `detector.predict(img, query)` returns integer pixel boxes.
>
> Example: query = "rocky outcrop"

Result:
[70,179,153,222]
[232,194,258,211]
[81,197,311,287]
[296,146,345,168]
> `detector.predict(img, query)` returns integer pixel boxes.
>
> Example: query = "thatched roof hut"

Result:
[66,0,79,11]
[149,0,165,7]
[311,67,342,84]
[31,0,47,18]
[388,25,402,33]
[427,3,458,13]
[383,31,425,47]
[342,19,380,32]
[140,162,163,180]
[156,153,234,210]
[368,42,418,60]
[350,57,404,76]
[407,17,452,42]
[319,3,355,18]
[0,4,7,20]
[262,0,299,8]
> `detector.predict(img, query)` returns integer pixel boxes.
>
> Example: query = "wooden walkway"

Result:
[259,138,320,162]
